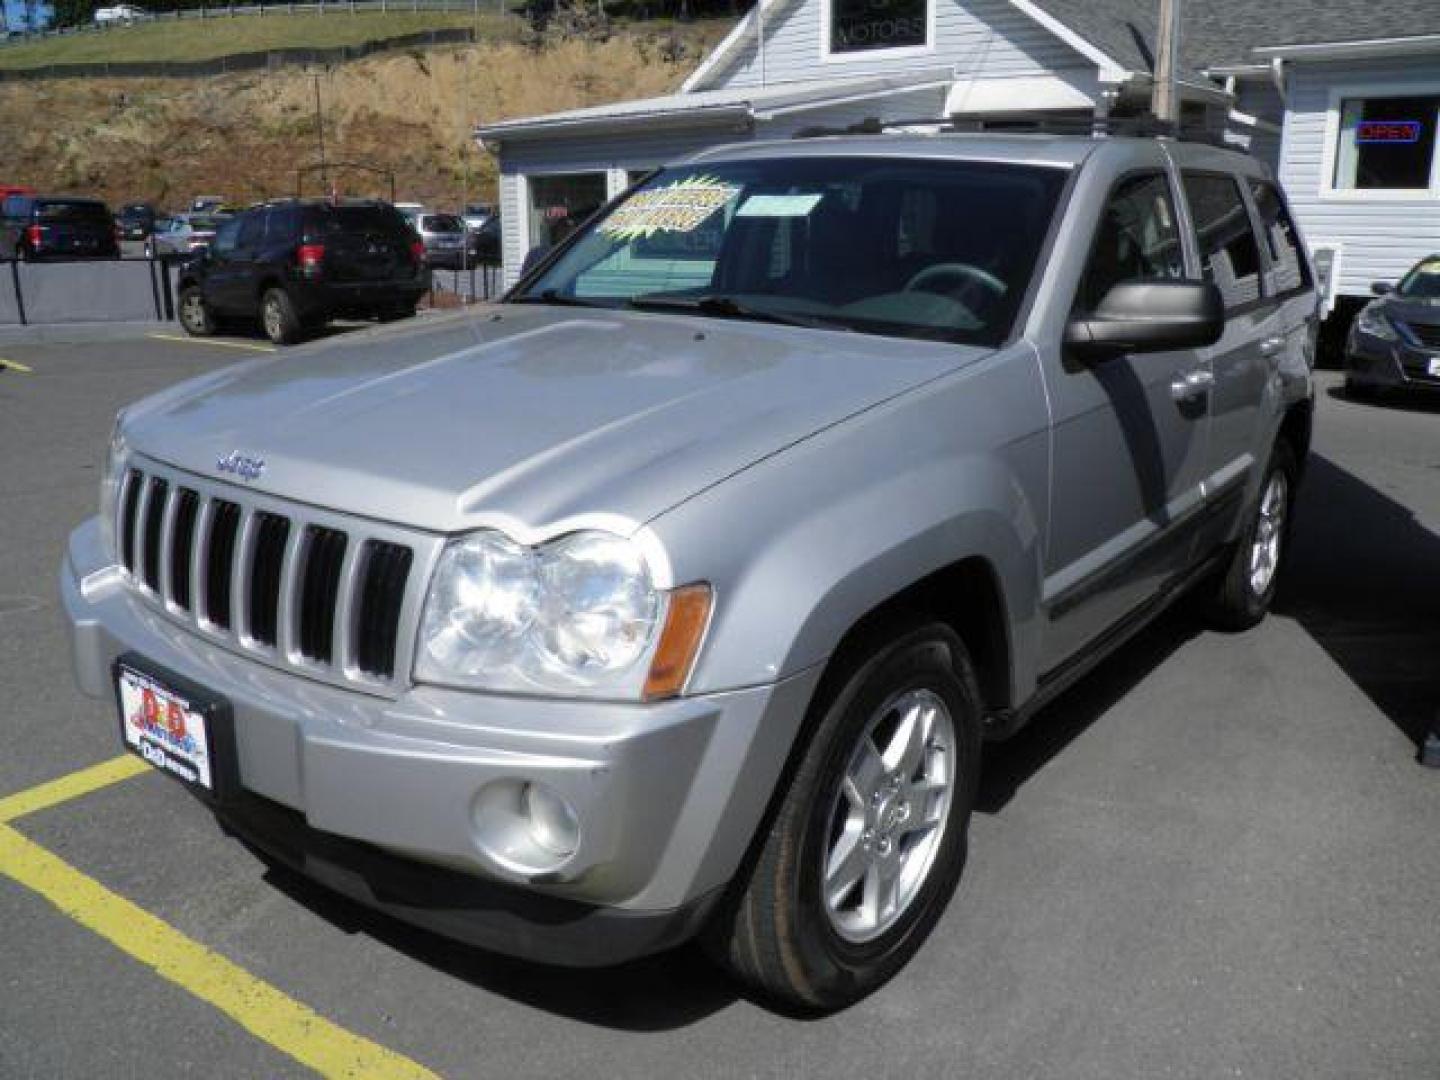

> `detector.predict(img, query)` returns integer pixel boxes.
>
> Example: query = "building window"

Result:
[827,0,929,55]
[1333,94,1440,191]
[527,173,609,253]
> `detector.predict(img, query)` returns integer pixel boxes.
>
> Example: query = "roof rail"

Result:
[792,112,1238,150]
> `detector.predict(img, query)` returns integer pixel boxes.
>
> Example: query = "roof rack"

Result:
[792,112,1237,150]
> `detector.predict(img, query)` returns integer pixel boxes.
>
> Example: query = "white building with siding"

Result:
[478,0,1440,318]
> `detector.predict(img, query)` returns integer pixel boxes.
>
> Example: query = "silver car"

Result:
[63,133,1316,1010]
[147,213,222,258]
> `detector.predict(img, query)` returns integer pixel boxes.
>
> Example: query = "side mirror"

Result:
[1065,280,1225,359]
[1370,281,1394,296]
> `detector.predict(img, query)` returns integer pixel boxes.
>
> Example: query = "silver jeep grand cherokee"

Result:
[63,133,1316,1010]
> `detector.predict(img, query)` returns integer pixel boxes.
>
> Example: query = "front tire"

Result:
[1205,440,1298,630]
[707,624,982,1011]
[178,285,215,337]
[260,287,303,345]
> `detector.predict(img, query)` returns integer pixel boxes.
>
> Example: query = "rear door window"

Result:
[235,211,265,251]
[1181,173,1263,311]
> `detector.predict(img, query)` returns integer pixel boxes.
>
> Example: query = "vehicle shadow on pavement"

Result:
[1324,384,1440,414]
[1276,452,1440,750]
[975,605,1201,814]
[254,860,741,1029]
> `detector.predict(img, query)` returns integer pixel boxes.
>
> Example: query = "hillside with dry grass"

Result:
[0,18,733,209]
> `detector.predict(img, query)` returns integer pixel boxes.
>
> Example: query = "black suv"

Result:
[116,202,158,242]
[176,199,429,345]
[1,195,120,261]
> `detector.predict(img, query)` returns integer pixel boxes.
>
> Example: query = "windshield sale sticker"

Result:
[599,177,738,241]
[736,194,825,218]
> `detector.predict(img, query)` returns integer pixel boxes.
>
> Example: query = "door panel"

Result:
[1181,172,1271,508]
[1041,171,1211,670]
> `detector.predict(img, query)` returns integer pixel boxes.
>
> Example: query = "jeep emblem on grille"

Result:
[216,452,265,482]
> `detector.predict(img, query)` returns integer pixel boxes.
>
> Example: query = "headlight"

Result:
[416,529,710,701]
[1355,304,1398,341]
[99,412,130,557]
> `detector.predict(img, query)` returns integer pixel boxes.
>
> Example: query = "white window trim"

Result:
[1317,77,1440,201]
[818,0,937,65]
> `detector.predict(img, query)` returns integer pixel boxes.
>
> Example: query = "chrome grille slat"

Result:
[157,484,180,604]
[276,524,308,661]
[113,457,434,698]
[231,507,258,648]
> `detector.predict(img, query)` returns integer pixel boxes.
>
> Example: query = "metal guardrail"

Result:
[1,1,512,47]
[0,24,485,80]
[0,252,504,326]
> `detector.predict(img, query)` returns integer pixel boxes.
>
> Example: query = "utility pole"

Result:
[1152,0,1181,130]
[312,69,328,194]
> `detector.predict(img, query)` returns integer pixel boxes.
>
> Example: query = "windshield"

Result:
[1398,257,1440,299]
[423,214,464,233]
[514,157,1069,346]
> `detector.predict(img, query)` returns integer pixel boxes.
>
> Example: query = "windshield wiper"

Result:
[626,293,850,332]
[510,290,612,309]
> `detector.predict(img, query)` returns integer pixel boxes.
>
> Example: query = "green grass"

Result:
[0,11,524,70]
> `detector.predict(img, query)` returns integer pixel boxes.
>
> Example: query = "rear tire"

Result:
[1204,440,1298,631]
[178,285,215,337]
[260,288,303,345]
[705,623,982,1012]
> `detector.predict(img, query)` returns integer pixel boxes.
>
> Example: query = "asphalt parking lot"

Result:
[1,327,1437,1080]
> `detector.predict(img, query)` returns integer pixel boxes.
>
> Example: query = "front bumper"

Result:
[62,517,819,962]
[1346,330,1440,392]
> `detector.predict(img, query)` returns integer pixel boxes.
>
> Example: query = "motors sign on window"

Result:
[830,0,927,54]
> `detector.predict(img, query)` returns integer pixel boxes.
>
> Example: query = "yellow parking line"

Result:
[0,757,439,1079]
[0,754,149,824]
[0,824,439,1079]
[0,357,34,373]
[147,333,275,354]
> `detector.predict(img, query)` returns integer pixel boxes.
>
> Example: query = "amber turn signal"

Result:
[643,583,713,701]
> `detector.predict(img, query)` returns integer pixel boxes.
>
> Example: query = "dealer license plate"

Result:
[115,660,224,793]
[1428,357,1440,377]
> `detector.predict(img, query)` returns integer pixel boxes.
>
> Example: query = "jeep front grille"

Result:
[115,461,438,694]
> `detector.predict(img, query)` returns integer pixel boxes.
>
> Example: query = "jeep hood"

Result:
[125,305,984,534]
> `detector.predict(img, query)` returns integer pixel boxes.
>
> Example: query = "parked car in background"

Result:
[412,211,469,269]
[0,184,36,202]
[468,213,501,265]
[94,4,149,23]
[1,194,120,261]
[176,199,428,344]
[67,135,1318,1011]
[147,213,222,258]
[1345,254,1440,398]
[116,202,158,242]
[462,202,496,233]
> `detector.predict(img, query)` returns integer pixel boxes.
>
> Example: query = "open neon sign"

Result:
[1356,120,1423,144]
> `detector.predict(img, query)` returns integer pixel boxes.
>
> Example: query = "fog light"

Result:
[523,782,580,858]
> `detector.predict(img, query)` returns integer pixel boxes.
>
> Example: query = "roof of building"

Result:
[476,69,953,140]
[1011,0,1440,74]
